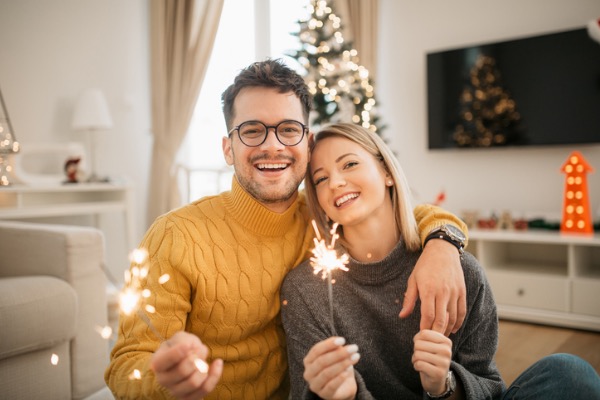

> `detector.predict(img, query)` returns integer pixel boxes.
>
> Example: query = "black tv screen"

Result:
[427,28,600,149]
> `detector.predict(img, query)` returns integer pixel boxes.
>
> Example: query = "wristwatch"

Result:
[426,370,456,399]
[424,224,466,255]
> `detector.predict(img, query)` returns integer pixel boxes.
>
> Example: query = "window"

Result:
[179,0,309,202]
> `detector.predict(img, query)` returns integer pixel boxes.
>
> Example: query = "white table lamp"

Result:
[72,89,113,182]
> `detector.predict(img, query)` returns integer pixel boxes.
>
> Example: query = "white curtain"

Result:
[146,0,224,226]
[336,0,379,80]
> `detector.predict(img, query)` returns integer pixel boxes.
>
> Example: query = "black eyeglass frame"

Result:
[228,119,308,147]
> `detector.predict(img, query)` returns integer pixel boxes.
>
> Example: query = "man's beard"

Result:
[236,171,303,205]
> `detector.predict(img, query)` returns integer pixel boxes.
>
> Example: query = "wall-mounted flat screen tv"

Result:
[427,27,600,149]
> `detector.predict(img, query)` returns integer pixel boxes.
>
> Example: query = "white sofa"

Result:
[0,221,114,399]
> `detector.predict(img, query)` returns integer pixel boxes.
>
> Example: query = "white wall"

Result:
[0,0,151,280]
[1,0,599,280]
[378,0,600,222]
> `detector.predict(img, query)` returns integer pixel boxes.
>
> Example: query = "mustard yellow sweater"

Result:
[105,177,466,399]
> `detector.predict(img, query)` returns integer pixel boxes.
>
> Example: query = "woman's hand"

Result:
[303,337,360,400]
[150,331,223,400]
[412,329,453,396]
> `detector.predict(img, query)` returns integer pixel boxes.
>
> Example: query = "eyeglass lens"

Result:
[238,120,305,146]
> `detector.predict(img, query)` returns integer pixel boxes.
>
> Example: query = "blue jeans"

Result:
[502,353,600,399]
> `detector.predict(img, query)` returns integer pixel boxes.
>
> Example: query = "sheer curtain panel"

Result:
[337,0,379,79]
[147,0,224,226]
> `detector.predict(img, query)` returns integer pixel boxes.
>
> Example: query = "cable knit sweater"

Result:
[105,177,464,399]
[281,242,505,400]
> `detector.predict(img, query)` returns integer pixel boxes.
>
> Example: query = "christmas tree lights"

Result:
[289,0,384,133]
[453,55,522,147]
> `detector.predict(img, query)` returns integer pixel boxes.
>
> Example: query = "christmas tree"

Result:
[453,54,523,147]
[288,0,384,134]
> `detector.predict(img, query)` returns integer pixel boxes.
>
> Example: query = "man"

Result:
[105,59,468,399]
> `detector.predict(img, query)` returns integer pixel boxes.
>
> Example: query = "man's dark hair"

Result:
[221,59,312,130]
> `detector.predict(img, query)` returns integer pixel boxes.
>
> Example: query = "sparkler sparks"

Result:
[129,369,142,380]
[106,247,209,379]
[309,220,349,333]
[95,325,113,340]
[310,220,349,278]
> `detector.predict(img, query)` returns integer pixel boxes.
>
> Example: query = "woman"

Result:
[280,123,600,399]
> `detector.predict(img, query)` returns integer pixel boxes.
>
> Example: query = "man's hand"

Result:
[150,331,223,400]
[303,337,360,400]
[400,239,466,336]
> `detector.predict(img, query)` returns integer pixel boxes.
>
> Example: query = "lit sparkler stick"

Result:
[113,248,209,375]
[309,220,349,334]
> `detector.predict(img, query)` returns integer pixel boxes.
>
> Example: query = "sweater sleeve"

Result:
[105,216,192,400]
[447,253,506,399]
[414,204,469,248]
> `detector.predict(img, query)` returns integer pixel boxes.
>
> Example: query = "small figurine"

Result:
[498,210,514,230]
[64,157,82,183]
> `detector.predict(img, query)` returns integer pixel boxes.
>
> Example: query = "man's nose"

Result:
[260,127,285,149]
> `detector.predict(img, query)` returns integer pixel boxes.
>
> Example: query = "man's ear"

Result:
[222,136,234,166]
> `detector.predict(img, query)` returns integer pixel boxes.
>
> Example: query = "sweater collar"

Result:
[223,176,305,237]
[344,241,419,285]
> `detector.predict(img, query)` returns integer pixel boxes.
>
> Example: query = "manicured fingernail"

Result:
[346,344,359,354]
[350,352,361,361]
[333,337,346,346]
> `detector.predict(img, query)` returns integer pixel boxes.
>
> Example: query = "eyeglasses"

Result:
[228,120,307,147]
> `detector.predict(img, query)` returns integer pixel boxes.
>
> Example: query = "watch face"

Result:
[445,225,466,242]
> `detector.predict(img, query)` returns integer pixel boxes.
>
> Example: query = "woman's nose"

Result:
[329,173,346,189]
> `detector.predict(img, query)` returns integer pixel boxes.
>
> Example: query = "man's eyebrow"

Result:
[312,153,358,177]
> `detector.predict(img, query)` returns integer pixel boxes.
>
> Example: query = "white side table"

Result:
[0,180,135,251]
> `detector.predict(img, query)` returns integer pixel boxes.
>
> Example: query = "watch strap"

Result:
[426,370,456,399]
[424,231,465,255]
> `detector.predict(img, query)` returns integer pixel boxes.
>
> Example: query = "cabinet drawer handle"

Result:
[517,288,525,297]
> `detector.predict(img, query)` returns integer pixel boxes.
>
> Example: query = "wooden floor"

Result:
[496,319,600,385]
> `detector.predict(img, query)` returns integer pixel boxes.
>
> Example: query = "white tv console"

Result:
[468,229,600,332]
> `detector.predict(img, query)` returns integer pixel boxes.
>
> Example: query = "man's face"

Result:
[222,86,310,213]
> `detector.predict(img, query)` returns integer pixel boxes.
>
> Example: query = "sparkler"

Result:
[309,220,349,333]
[102,248,209,376]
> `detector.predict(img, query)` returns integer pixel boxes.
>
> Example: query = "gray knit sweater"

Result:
[280,241,506,399]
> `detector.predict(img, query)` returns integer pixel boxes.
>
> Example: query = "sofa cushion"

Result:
[0,276,77,360]
[0,341,73,400]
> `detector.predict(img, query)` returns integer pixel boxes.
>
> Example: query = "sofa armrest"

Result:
[0,220,110,399]
[0,221,104,280]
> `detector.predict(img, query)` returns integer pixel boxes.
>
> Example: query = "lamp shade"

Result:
[71,89,113,130]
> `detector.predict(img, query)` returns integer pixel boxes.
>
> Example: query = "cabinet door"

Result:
[572,279,600,317]
[487,270,569,312]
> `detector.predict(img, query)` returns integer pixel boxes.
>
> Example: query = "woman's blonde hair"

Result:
[305,123,420,252]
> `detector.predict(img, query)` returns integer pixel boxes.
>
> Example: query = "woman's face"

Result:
[310,136,392,228]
